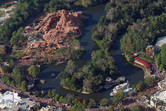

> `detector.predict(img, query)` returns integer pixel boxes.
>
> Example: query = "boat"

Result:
[110,81,130,96]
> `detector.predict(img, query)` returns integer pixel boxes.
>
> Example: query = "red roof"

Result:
[135,57,151,69]
[5,1,17,6]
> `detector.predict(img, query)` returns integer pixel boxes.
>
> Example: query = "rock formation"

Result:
[25,10,85,45]
[22,10,85,64]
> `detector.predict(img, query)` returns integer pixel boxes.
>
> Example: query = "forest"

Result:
[92,0,166,51]
[59,0,166,93]
[155,44,166,70]
[121,14,166,61]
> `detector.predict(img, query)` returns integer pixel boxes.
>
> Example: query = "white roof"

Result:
[0,91,21,109]
[151,90,166,103]
[155,36,166,47]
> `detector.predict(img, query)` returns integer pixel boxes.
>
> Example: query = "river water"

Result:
[38,4,144,102]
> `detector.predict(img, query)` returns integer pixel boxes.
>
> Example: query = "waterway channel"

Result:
[38,4,144,102]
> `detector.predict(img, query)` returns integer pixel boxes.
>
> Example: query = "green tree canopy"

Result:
[144,77,155,86]
[21,81,27,92]
[28,65,40,80]
[99,98,109,106]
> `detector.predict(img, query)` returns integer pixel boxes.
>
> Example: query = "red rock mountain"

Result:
[36,10,84,44]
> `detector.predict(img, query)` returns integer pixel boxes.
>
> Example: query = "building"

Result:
[134,57,152,78]
[106,77,113,82]
[134,57,151,69]
[0,91,40,111]
[5,1,17,7]
[155,36,166,47]
[158,79,166,90]
[145,45,158,56]
[0,91,21,109]
[150,91,166,110]
[40,106,57,111]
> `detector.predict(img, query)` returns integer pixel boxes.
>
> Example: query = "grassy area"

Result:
[138,56,152,63]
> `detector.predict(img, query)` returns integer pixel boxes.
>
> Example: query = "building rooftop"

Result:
[151,90,166,103]
[0,91,21,109]
[135,57,151,69]
[5,1,17,6]
[0,91,39,111]
[155,36,166,47]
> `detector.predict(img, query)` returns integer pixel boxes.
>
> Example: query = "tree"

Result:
[59,96,64,103]
[131,105,145,111]
[54,94,60,102]
[118,90,124,97]
[72,102,85,111]
[100,98,109,106]
[144,77,155,86]
[12,65,26,87]
[109,105,114,111]
[28,65,40,80]
[136,81,144,91]
[87,99,96,108]
[161,44,166,69]
[10,27,25,46]
[83,79,92,93]
[21,81,27,92]
[111,91,124,106]
[35,91,41,97]
[2,76,10,84]
[82,99,87,107]
[51,89,56,97]
[1,66,10,73]
[47,90,51,98]
[64,93,75,105]
[65,60,76,75]
[9,59,15,69]
[81,0,92,7]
